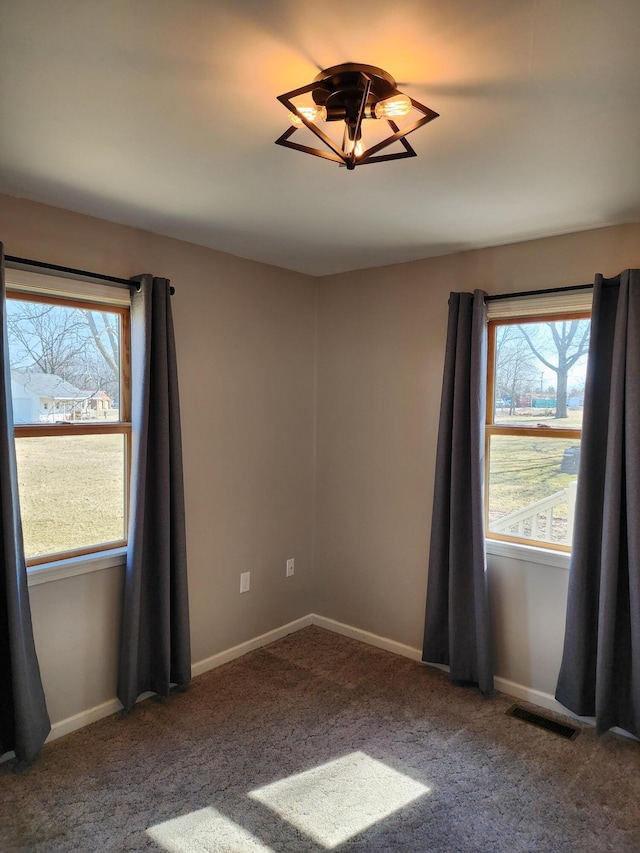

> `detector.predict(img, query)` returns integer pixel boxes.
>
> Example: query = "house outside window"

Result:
[5,267,131,567]
[485,290,592,552]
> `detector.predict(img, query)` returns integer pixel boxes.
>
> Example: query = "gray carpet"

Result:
[1,626,639,851]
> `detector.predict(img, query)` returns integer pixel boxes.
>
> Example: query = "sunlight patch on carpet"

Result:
[249,751,431,848]
[147,807,273,852]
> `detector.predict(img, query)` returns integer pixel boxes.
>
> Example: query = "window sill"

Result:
[485,538,571,570]
[27,547,127,586]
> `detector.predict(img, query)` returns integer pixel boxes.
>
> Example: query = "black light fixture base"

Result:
[311,63,398,109]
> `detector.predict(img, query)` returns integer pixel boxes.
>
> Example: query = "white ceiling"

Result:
[1,0,639,276]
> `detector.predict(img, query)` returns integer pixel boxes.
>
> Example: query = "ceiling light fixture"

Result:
[275,63,439,170]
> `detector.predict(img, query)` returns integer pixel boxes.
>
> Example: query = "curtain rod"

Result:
[4,254,175,295]
[486,282,592,302]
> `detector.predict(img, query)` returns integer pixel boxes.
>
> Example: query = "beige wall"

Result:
[3,189,640,730]
[0,194,317,725]
[314,223,640,697]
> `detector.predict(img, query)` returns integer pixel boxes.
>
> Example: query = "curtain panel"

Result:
[0,245,50,762]
[118,275,191,712]
[423,290,493,694]
[556,269,640,737]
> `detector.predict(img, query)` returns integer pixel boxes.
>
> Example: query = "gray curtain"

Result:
[423,290,493,694]
[0,245,51,762]
[118,275,191,712]
[556,270,640,737]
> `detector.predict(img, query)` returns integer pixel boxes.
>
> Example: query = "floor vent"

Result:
[506,704,580,740]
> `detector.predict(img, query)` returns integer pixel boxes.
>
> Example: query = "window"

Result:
[485,291,591,552]
[6,268,131,567]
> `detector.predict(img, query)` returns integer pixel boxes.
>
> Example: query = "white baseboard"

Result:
[190,614,314,678]
[46,689,155,744]
[307,617,571,722]
[493,676,638,740]
[494,676,575,717]
[9,612,633,761]
[1,691,159,763]
[0,696,124,763]
[309,614,423,662]
[5,617,315,758]
[313,618,582,726]
[50,698,122,740]
[308,615,636,739]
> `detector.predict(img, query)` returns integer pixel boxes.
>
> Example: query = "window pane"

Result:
[493,319,590,429]
[487,435,580,547]
[15,434,126,559]
[7,298,121,423]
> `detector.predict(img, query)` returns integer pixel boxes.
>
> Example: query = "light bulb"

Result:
[288,105,327,126]
[345,138,365,158]
[374,94,412,119]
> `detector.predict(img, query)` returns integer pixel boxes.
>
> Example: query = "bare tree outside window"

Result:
[7,300,121,412]
[494,326,540,415]
[518,319,590,419]
[82,310,119,390]
[7,301,88,376]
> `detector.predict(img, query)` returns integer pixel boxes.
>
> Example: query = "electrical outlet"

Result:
[240,571,250,593]
[286,558,295,577]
